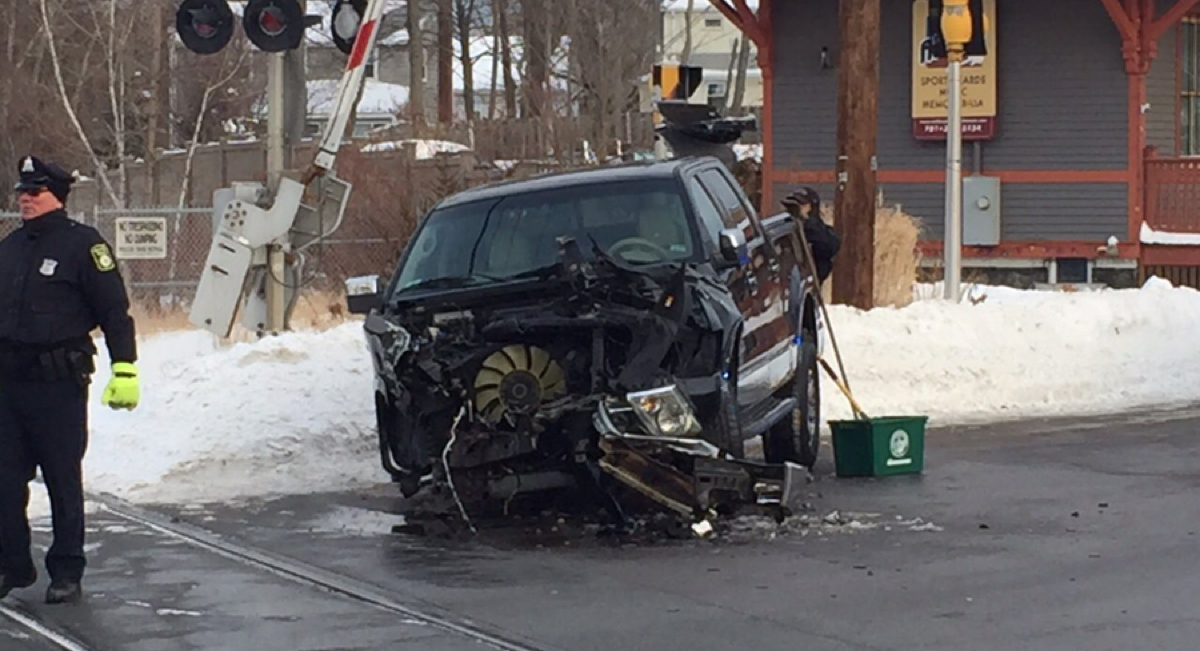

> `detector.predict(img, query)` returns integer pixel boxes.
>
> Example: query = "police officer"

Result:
[782,187,841,283]
[0,156,139,605]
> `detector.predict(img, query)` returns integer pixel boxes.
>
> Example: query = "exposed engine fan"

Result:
[473,344,566,424]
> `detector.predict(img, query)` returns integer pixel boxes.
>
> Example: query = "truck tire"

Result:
[764,333,820,468]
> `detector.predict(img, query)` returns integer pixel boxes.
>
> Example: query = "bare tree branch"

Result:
[38,0,123,209]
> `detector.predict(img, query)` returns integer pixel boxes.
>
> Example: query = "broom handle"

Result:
[818,356,869,420]
[794,212,853,393]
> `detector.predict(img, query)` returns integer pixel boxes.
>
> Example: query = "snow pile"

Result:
[360,139,471,158]
[83,324,381,505]
[21,277,1199,512]
[820,277,1200,424]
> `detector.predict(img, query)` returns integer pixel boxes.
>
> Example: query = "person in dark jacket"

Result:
[0,156,139,605]
[782,187,841,283]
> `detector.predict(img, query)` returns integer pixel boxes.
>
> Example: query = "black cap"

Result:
[15,155,73,203]
[781,187,820,209]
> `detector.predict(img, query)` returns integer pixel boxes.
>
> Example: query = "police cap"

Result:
[15,155,73,203]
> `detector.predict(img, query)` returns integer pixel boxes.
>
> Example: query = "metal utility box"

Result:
[963,176,1001,246]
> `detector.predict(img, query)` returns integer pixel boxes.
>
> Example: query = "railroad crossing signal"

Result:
[176,0,367,55]
[176,0,236,55]
[652,64,703,101]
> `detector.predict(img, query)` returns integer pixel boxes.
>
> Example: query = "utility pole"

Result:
[940,0,975,302]
[831,0,879,310]
[265,1,308,334]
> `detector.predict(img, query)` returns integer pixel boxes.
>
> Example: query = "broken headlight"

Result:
[626,385,701,438]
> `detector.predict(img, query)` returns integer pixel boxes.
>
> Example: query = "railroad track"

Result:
[88,493,559,651]
[0,601,97,651]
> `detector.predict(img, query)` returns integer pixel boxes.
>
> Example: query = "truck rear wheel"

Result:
[764,333,820,468]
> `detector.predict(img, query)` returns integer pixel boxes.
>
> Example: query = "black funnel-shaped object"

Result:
[655,101,757,170]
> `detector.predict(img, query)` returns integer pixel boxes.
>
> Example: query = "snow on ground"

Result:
[22,276,1200,514]
[81,324,382,507]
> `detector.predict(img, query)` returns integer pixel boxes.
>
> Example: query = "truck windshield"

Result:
[391,178,698,297]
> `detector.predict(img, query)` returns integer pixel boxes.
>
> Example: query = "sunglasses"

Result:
[16,187,48,197]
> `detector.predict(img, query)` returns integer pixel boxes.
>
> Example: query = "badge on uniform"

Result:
[40,258,58,276]
[90,243,115,272]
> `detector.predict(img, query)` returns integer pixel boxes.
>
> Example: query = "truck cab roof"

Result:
[437,157,720,209]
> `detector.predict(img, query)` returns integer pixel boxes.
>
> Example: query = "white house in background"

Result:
[659,0,762,109]
[305,78,411,138]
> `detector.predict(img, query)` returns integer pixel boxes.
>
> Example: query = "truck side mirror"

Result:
[345,274,382,315]
[717,228,749,267]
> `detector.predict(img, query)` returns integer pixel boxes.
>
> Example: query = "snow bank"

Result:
[83,324,381,505]
[42,278,1200,509]
[820,277,1200,423]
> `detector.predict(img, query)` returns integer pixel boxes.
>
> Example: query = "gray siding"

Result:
[769,0,837,171]
[979,0,1127,170]
[1147,29,1178,154]
[775,182,1128,243]
[771,0,1136,243]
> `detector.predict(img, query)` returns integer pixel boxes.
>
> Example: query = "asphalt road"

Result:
[5,406,1200,650]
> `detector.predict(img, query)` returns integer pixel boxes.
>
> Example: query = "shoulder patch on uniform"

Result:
[90,242,115,272]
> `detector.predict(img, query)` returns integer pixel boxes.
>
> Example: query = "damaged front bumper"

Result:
[592,397,810,526]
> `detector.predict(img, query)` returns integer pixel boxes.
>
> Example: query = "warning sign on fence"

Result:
[114,217,168,260]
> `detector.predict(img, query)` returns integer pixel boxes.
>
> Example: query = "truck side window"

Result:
[686,177,728,249]
[698,169,760,244]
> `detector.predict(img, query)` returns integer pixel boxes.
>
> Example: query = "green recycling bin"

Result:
[829,416,927,477]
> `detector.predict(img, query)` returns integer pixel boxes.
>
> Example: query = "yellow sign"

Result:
[911,0,997,140]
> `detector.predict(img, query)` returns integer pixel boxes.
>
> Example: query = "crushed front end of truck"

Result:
[362,240,806,531]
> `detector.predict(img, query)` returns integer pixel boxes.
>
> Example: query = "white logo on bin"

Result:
[889,430,910,459]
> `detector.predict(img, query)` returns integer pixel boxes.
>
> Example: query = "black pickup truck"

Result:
[348,156,828,525]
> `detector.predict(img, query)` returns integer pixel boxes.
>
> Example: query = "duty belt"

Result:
[0,343,95,384]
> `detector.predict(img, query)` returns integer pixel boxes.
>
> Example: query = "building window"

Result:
[704,18,722,28]
[1183,18,1200,155]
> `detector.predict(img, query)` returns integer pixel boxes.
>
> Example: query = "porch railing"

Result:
[1145,156,1200,233]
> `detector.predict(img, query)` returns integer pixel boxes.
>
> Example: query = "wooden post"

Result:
[438,0,454,124]
[832,0,879,309]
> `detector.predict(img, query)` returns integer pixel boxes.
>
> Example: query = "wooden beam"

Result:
[831,0,879,309]
[1149,0,1200,39]
[1101,0,1137,40]
[708,1,746,30]
[708,0,766,50]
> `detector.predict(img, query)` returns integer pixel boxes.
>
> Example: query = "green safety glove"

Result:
[102,362,140,411]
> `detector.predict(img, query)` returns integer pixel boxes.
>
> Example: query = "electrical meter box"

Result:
[963,176,1001,246]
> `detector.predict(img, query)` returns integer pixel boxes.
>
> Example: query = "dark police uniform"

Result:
[782,187,841,283]
[0,156,136,603]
